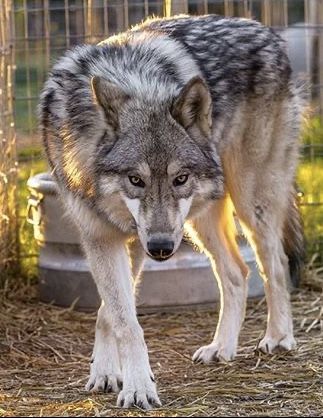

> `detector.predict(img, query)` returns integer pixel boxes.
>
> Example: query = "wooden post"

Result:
[306,0,323,117]
[316,0,323,118]
[165,0,188,16]
[0,0,18,279]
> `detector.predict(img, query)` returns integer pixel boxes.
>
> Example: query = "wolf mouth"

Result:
[146,252,174,262]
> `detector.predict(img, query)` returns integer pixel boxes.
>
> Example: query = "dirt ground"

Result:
[0,275,322,417]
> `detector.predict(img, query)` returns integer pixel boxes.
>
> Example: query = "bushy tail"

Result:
[283,187,305,288]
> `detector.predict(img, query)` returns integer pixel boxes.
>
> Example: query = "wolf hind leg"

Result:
[239,211,296,353]
[127,238,146,288]
[256,235,296,353]
[188,196,249,363]
[226,154,297,353]
[223,96,300,353]
[86,302,123,393]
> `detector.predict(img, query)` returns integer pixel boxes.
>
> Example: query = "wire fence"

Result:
[0,0,18,280]
[13,0,323,136]
[6,0,323,273]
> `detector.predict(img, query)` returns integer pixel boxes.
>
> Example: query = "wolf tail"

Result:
[283,186,305,288]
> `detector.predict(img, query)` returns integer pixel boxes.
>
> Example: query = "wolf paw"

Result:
[117,375,161,410]
[192,341,236,364]
[257,334,296,354]
[85,359,122,393]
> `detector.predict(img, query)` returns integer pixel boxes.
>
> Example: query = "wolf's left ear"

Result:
[91,76,129,129]
[171,76,212,138]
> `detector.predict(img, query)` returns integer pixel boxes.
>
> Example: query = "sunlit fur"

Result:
[39,15,307,410]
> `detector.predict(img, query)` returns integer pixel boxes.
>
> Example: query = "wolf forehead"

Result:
[95,106,219,178]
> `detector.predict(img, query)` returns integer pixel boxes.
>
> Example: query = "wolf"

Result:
[39,14,306,409]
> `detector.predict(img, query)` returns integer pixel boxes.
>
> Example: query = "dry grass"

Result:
[0,269,322,417]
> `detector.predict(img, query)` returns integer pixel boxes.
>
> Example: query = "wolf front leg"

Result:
[85,301,123,393]
[82,233,161,409]
[188,197,249,363]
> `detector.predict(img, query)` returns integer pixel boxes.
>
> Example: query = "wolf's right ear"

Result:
[91,76,129,129]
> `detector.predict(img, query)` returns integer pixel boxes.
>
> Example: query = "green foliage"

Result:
[298,158,323,260]
[18,145,44,161]
[301,116,323,160]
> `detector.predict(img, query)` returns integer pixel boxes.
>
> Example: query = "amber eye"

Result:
[173,174,189,187]
[129,176,145,188]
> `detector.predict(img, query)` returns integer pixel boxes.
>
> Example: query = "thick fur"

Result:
[39,15,306,409]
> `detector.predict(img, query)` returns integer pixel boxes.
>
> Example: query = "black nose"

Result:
[147,239,174,261]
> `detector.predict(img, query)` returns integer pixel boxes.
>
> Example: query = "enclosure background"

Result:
[2,0,323,279]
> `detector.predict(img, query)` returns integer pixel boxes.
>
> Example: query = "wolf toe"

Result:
[117,381,161,410]
[85,357,122,394]
[192,342,236,364]
[86,373,122,393]
[257,335,296,354]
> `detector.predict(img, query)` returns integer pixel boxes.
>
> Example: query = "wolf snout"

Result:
[147,239,174,261]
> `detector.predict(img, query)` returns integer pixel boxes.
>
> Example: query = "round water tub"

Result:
[27,173,264,312]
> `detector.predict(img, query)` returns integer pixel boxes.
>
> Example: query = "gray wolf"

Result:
[39,15,306,409]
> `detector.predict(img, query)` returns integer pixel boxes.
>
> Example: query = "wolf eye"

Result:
[129,175,145,188]
[173,174,189,187]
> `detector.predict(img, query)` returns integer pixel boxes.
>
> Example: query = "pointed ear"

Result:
[171,76,212,138]
[91,76,129,129]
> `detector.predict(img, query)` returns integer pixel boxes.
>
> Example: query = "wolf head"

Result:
[92,76,224,261]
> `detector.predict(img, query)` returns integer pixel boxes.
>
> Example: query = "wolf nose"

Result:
[147,239,174,261]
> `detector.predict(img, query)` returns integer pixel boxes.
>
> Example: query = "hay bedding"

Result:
[0,270,322,417]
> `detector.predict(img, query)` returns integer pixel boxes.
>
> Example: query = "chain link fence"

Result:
[15,0,322,136]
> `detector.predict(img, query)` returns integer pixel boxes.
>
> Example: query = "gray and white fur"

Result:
[39,15,306,410]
